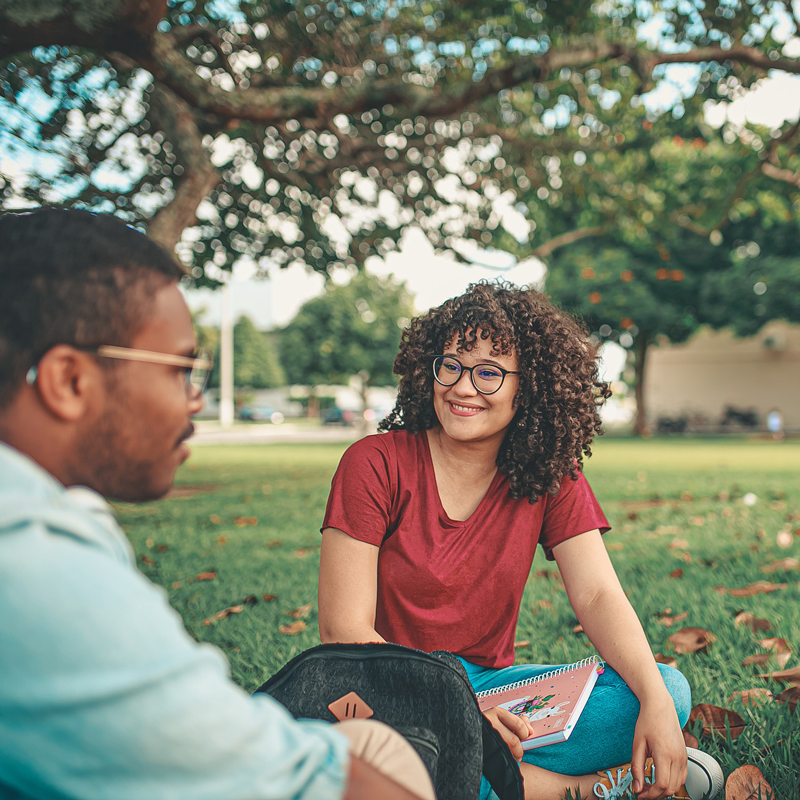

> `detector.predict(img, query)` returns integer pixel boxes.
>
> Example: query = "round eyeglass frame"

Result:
[431,354,520,396]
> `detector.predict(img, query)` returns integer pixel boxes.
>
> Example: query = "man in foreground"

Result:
[0,208,434,800]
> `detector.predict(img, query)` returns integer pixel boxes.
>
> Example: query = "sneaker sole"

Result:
[686,748,724,800]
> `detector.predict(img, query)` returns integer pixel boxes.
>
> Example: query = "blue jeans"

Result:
[458,658,692,800]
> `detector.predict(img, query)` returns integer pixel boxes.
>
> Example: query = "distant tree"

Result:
[233,315,285,389]
[546,216,800,434]
[280,273,413,414]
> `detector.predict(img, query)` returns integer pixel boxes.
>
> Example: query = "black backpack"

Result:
[255,642,524,800]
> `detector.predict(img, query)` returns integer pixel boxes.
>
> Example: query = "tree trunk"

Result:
[633,333,651,436]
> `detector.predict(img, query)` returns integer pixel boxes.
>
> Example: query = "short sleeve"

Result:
[538,471,610,560]
[322,435,394,547]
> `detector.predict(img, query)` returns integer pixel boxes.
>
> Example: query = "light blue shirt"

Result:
[0,443,350,800]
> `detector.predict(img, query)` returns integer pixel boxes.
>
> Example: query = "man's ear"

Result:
[33,346,105,422]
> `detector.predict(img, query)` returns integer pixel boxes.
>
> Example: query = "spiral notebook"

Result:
[476,657,604,750]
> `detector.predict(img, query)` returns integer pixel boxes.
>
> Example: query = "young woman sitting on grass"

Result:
[317,282,723,800]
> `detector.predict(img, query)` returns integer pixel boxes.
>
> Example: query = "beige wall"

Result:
[643,321,800,429]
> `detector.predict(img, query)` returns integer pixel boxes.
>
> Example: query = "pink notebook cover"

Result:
[476,658,604,749]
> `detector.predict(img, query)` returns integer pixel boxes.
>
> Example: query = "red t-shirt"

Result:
[322,430,610,669]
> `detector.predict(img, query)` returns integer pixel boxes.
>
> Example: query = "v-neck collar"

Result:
[421,430,503,527]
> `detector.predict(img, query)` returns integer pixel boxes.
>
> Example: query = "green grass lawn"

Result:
[116,437,800,795]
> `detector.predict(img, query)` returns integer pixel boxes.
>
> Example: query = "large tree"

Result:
[545,210,800,434]
[2,1,800,283]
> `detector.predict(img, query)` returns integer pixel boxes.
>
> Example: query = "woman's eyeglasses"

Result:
[431,355,519,395]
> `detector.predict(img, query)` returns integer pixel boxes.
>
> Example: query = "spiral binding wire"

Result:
[475,656,603,698]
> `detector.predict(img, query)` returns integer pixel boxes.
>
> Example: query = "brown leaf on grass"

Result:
[669,568,684,578]
[755,665,800,685]
[667,627,716,654]
[726,581,788,597]
[262,594,277,602]
[266,540,282,548]
[209,514,221,524]
[514,640,530,648]
[761,557,800,573]
[654,653,678,668]
[606,542,623,551]
[287,602,313,619]
[680,552,692,564]
[756,638,791,668]
[235,516,258,527]
[241,595,259,606]
[573,624,585,634]
[216,535,228,545]
[681,493,694,502]
[728,689,773,707]
[774,686,800,710]
[202,604,245,626]
[688,703,746,739]
[724,765,774,800]
[682,730,699,748]
[156,544,168,553]
[140,555,155,566]
[293,549,310,558]
[279,620,307,635]
[689,516,705,526]
[657,611,689,628]
[171,581,182,590]
[535,600,552,609]
[742,654,774,668]
[195,572,217,581]
[669,538,689,550]
[734,612,772,633]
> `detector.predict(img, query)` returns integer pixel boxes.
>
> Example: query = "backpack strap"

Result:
[430,652,524,800]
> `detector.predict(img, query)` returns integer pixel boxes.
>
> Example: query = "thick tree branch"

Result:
[130,71,220,252]
[761,161,800,187]
[530,226,610,258]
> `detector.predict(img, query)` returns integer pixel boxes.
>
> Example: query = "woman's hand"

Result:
[631,698,688,799]
[482,707,534,762]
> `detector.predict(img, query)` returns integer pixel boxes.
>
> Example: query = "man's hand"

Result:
[482,706,534,762]
[345,755,431,800]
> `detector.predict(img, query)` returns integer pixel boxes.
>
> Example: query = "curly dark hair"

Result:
[380,281,610,503]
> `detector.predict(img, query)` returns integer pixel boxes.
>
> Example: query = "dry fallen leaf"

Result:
[241,594,259,606]
[287,602,313,619]
[761,557,800,573]
[216,535,228,545]
[728,688,773,707]
[171,581,182,590]
[262,593,277,602]
[734,612,772,633]
[742,654,774,668]
[514,640,530,648]
[279,620,307,635]
[140,555,155,566]
[669,568,684,579]
[670,538,690,550]
[774,686,800,710]
[535,600,552,609]
[209,514,221,524]
[293,549,310,558]
[654,653,678,668]
[755,665,800,685]
[688,703,746,739]
[682,730,699,748]
[573,624,585,634]
[606,542,624,551]
[727,581,788,597]
[235,516,258,527]
[667,627,716,655]
[195,572,217,581]
[757,638,791,668]
[724,765,774,800]
[657,611,689,628]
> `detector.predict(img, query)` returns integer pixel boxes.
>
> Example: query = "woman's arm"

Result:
[553,530,687,800]
[318,527,386,644]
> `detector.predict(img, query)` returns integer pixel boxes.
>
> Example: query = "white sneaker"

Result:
[592,748,723,800]
[685,747,724,800]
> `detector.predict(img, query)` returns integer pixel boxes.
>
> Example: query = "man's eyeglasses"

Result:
[26,345,214,397]
[431,355,519,396]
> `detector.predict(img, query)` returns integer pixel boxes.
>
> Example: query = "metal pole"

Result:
[219,278,234,427]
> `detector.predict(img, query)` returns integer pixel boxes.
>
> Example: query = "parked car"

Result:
[322,407,356,426]
[238,405,285,424]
